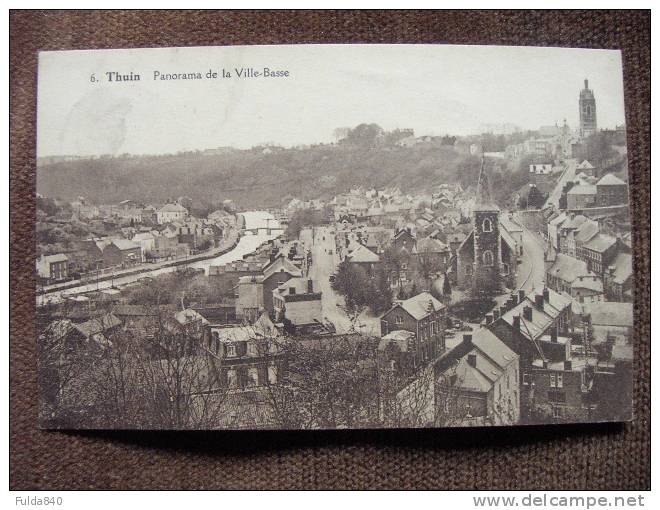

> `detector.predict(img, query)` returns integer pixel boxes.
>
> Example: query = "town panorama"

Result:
[36,79,633,430]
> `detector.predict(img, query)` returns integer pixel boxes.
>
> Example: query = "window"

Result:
[401,263,408,270]
[395,316,403,325]
[482,218,493,233]
[556,373,563,389]
[430,321,436,334]
[247,367,259,387]
[502,263,509,275]
[227,369,238,389]
[482,250,494,266]
[550,373,556,388]
[226,343,237,357]
[522,373,531,386]
[247,341,258,357]
[552,406,563,419]
[465,265,473,275]
[268,365,278,385]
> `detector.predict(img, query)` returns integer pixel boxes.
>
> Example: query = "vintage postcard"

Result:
[36,44,633,430]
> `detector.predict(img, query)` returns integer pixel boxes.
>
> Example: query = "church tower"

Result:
[579,78,597,138]
[472,157,502,288]
[473,203,502,288]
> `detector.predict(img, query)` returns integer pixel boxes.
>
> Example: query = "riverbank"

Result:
[38,230,241,297]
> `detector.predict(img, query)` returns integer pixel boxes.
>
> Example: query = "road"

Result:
[514,213,547,294]
[544,158,577,209]
[304,225,381,335]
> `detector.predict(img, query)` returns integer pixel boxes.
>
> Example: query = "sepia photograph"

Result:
[34,43,634,431]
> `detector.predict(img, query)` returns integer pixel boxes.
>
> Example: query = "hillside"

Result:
[36,144,518,210]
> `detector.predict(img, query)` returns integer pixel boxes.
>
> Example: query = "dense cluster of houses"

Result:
[36,197,234,285]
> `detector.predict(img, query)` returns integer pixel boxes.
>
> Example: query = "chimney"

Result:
[523,306,533,321]
[485,314,493,325]
[518,289,525,303]
[584,78,589,89]
[535,294,544,310]
[307,279,313,294]
[542,360,548,369]
[564,360,572,371]
[551,330,558,343]
[512,315,521,330]
[493,309,500,320]
[463,334,473,346]
[543,287,550,302]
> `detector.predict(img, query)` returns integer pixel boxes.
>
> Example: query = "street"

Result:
[303,225,381,335]
[514,213,547,293]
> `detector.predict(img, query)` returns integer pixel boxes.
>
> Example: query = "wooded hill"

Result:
[37,143,527,210]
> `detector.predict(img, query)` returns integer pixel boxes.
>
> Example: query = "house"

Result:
[435,330,520,426]
[499,214,524,256]
[36,253,69,283]
[576,233,619,275]
[380,292,446,368]
[596,174,628,206]
[603,252,633,301]
[488,286,573,420]
[156,203,188,224]
[567,184,597,210]
[345,243,381,277]
[131,232,156,261]
[260,255,303,313]
[547,212,568,251]
[236,275,265,323]
[209,259,265,296]
[204,315,285,390]
[545,253,595,296]
[393,228,416,254]
[102,239,142,268]
[272,278,322,326]
[529,334,595,422]
[557,214,588,256]
[415,236,451,275]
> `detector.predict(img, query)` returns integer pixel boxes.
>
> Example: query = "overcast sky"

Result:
[37,44,626,157]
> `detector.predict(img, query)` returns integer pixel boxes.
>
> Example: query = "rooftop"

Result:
[597,174,626,186]
[390,291,444,321]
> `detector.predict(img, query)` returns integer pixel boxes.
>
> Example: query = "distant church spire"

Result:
[579,78,597,138]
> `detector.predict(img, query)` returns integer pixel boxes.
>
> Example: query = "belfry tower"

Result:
[579,78,597,138]
[472,158,502,286]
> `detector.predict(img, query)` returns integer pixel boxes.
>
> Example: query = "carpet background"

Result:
[9,10,650,490]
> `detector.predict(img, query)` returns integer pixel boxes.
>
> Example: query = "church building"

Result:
[453,200,517,291]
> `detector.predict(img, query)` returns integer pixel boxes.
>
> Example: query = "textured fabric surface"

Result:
[10,10,650,490]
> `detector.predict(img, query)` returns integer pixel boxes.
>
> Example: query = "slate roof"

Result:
[546,253,591,284]
[583,233,617,253]
[159,203,188,213]
[41,253,69,263]
[392,292,444,321]
[416,237,449,254]
[74,313,122,338]
[346,244,380,263]
[262,255,303,279]
[597,174,626,186]
[500,287,572,342]
[111,239,140,251]
[567,184,597,195]
[608,252,633,284]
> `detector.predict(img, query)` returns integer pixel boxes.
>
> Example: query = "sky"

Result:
[36,44,626,157]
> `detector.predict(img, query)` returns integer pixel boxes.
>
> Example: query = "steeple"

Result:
[579,78,597,138]
[474,156,500,212]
